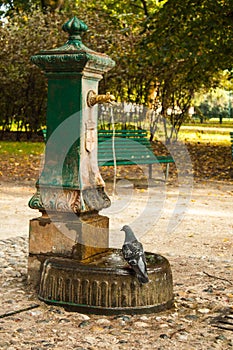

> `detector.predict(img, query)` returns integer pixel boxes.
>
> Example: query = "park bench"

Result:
[98,129,174,180]
[42,128,174,180]
[230,132,233,159]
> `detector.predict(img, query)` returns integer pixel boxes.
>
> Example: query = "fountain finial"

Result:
[62,16,88,41]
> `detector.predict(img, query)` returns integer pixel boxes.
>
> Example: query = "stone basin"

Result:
[38,249,174,315]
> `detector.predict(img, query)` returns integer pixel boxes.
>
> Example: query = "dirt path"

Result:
[0,180,232,349]
[0,183,35,239]
[0,180,232,259]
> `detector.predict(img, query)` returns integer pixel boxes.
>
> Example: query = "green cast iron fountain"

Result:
[28,16,174,314]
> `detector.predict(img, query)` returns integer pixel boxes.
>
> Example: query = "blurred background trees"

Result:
[0,0,232,139]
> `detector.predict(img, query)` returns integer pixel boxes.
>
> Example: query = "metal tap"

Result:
[87,90,115,107]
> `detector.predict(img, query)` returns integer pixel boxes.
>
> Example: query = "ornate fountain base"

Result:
[38,249,173,315]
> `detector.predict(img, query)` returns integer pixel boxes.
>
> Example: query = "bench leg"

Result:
[165,163,170,180]
[148,164,152,179]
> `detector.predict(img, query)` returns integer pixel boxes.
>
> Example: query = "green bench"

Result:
[42,128,174,179]
[230,132,233,159]
[98,129,174,179]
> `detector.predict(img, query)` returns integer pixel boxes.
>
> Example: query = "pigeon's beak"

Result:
[120,228,123,231]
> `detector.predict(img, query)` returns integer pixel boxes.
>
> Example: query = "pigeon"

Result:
[121,225,149,284]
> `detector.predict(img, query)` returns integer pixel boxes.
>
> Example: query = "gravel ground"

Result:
[0,180,233,349]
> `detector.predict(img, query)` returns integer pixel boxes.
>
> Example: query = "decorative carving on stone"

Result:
[85,119,96,153]
[29,186,110,214]
[28,188,43,210]
[82,187,111,212]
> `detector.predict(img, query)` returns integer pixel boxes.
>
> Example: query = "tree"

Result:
[1,0,232,140]
[194,73,233,124]
[143,0,233,139]
[0,0,67,16]
[0,8,69,138]
[82,0,233,140]
[80,0,159,102]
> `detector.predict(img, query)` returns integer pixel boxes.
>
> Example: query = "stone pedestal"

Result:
[28,213,109,288]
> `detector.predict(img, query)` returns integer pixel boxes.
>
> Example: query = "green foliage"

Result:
[0,7,69,136]
[0,0,232,140]
[194,88,232,123]
[136,0,233,138]
[0,0,69,16]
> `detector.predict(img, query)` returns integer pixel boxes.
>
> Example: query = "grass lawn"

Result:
[178,131,231,144]
[0,129,231,158]
[178,124,232,144]
[0,141,44,156]
[0,126,231,156]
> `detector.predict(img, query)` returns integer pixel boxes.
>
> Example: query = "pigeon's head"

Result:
[121,225,131,233]
[121,225,137,242]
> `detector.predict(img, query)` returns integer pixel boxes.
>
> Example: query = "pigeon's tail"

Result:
[130,257,149,284]
[137,273,149,284]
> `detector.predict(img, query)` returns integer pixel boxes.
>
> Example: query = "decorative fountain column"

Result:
[28,17,114,282]
[28,16,174,314]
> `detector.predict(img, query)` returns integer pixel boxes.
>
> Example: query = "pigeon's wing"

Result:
[122,240,143,258]
[135,255,149,284]
[122,240,149,284]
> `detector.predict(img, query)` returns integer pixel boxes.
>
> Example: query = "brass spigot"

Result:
[87,90,115,107]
